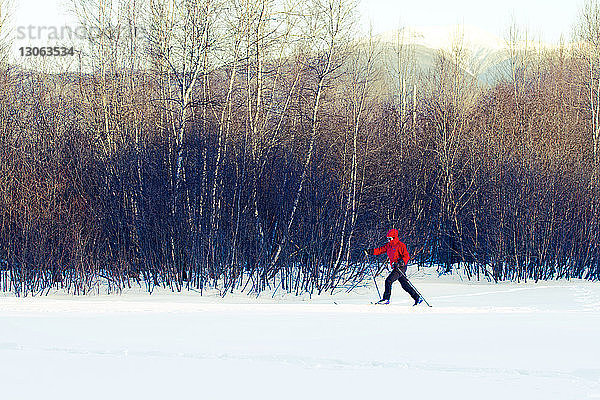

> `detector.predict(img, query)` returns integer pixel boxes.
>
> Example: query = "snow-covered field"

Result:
[1,268,599,400]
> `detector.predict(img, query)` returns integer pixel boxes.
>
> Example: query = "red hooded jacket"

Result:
[372,229,410,268]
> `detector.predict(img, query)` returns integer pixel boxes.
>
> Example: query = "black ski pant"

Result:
[382,263,419,302]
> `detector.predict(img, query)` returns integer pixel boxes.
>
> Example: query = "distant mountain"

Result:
[374,24,515,85]
[379,24,505,51]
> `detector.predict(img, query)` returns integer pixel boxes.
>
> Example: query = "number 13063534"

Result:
[19,47,75,57]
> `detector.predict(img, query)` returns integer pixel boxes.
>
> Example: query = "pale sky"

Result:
[8,0,584,47]
[359,0,582,42]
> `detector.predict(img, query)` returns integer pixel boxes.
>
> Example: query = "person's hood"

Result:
[387,229,399,243]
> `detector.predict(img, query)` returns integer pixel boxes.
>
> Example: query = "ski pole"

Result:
[364,252,381,299]
[372,268,381,299]
[397,267,432,307]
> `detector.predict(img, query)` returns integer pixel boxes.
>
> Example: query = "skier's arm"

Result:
[364,244,385,256]
[372,244,388,256]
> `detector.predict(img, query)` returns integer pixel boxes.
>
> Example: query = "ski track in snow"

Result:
[430,284,570,299]
[0,340,598,386]
[572,285,600,310]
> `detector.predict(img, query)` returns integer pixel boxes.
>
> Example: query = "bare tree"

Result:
[576,0,600,189]
[388,25,419,153]
[0,0,13,66]
[329,30,377,288]
[575,0,600,278]
[266,0,356,274]
[424,27,481,272]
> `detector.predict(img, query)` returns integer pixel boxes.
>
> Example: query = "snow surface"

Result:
[1,267,600,400]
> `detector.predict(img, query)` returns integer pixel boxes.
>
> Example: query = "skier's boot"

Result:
[375,299,390,305]
[413,296,423,306]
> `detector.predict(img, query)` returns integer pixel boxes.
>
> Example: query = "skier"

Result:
[365,229,422,305]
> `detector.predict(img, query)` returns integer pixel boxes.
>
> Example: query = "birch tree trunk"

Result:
[266,0,354,274]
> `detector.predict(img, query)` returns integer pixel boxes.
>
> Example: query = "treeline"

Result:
[0,0,599,296]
